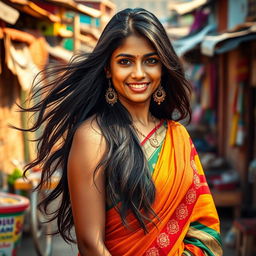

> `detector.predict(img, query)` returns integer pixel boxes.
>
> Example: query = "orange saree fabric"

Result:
[105,121,222,256]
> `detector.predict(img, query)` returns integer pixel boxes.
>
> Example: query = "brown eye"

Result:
[118,59,131,65]
[145,58,159,64]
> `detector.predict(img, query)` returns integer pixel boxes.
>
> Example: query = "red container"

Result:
[0,192,29,256]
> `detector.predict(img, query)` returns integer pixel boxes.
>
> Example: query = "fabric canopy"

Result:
[3,28,48,90]
[201,23,256,56]
[172,24,216,56]
[6,39,40,91]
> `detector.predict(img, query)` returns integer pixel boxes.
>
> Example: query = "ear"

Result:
[104,67,111,78]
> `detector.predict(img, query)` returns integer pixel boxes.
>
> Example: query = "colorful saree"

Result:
[105,121,222,256]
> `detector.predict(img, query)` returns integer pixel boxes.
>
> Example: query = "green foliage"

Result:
[7,168,23,186]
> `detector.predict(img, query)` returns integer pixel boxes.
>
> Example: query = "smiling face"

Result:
[107,34,162,109]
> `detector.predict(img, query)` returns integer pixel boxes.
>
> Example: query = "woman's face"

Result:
[107,34,162,108]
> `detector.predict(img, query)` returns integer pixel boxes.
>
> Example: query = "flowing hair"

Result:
[21,8,191,243]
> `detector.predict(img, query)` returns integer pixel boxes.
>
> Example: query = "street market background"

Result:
[0,0,255,255]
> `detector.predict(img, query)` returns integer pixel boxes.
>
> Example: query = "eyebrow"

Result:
[115,52,158,58]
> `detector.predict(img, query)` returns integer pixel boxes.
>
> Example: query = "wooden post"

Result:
[217,54,227,156]
[217,0,228,32]
[73,14,80,52]
[20,89,30,163]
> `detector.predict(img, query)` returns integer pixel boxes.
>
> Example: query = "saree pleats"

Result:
[105,121,222,256]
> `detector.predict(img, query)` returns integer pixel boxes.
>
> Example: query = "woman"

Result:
[24,8,222,256]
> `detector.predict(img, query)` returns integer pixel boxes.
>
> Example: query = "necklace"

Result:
[132,115,160,148]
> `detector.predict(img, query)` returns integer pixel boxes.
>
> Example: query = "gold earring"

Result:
[153,85,166,105]
[105,79,118,106]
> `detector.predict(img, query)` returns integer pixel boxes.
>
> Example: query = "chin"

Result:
[128,97,150,104]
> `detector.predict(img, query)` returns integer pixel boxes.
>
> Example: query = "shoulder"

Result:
[68,117,107,173]
[73,116,105,148]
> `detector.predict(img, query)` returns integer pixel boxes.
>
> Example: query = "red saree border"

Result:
[141,119,165,146]
[144,139,210,256]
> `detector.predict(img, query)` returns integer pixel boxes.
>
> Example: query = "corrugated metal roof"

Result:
[77,0,116,9]
[0,1,20,24]
[7,0,61,22]
[166,26,190,39]
[80,24,100,39]
[169,0,208,15]
[201,23,256,56]
[46,43,73,62]
[45,0,101,17]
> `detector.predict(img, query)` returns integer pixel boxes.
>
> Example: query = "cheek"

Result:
[151,70,162,81]
[145,66,162,79]
[111,68,130,83]
[112,73,125,83]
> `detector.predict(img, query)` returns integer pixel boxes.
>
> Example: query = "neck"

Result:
[132,111,152,126]
[120,100,152,126]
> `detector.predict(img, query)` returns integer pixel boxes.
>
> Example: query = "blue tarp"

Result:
[172,24,216,56]
[201,28,256,56]
[215,34,256,54]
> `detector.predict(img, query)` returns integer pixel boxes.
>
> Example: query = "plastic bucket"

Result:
[0,192,29,256]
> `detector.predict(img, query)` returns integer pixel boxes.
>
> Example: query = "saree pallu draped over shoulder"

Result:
[105,121,222,256]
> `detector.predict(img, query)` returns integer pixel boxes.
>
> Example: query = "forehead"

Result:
[112,35,156,56]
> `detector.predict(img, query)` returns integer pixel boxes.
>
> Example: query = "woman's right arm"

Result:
[67,119,111,256]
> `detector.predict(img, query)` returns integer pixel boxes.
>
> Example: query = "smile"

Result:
[126,83,150,89]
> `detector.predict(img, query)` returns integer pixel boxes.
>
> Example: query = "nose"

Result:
[131,62,145,79]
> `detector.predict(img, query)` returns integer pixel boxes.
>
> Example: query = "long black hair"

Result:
[22,8,191,243]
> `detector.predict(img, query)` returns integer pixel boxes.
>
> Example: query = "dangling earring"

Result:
[105,79,118,106]
[153,85,166,105]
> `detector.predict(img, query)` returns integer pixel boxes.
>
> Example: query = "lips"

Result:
[127,82,150,92]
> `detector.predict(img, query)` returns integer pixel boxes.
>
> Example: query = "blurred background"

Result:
[0,0,255,255]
